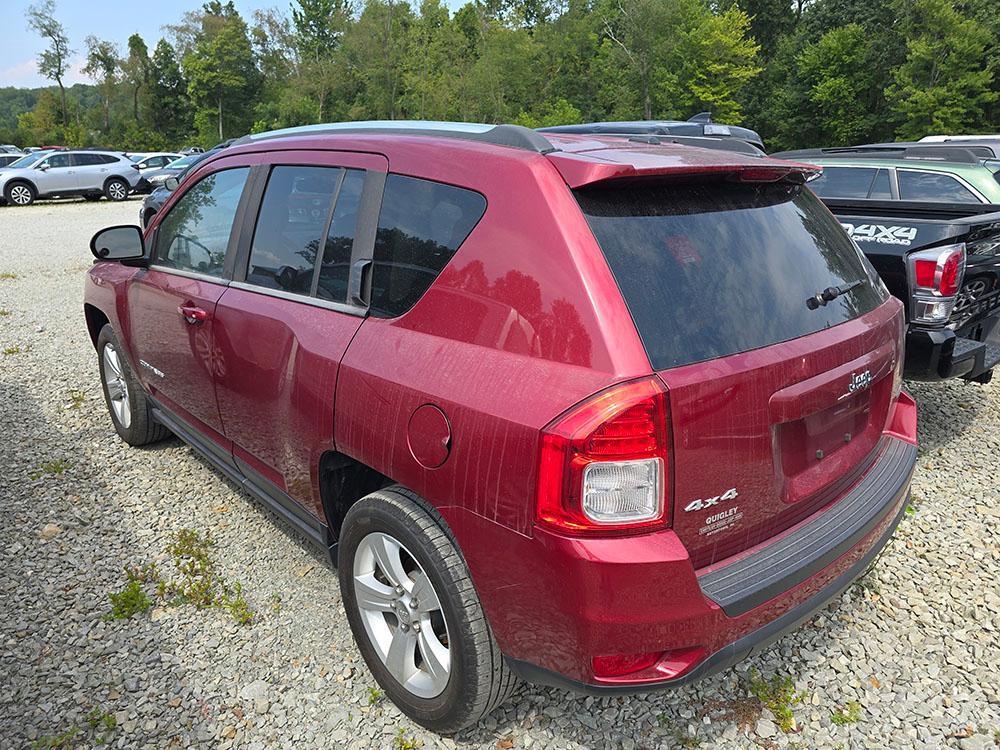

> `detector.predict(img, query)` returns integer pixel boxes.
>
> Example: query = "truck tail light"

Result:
[536,378,669,535]
[907,243,966,324]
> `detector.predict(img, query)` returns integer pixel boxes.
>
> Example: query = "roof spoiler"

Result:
[549,154,820,189]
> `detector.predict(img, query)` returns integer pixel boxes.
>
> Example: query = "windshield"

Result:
[166,155,199,169]
[7,153,48,169]
[576,181,887,370]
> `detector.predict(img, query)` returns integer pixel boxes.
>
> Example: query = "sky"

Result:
[2,0,460,89]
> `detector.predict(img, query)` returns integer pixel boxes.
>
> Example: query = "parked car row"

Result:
[85,121,921,734]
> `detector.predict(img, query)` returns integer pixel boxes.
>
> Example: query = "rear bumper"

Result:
[904,321,1000,381]
[488,409,917,691]
[507,493,909,694]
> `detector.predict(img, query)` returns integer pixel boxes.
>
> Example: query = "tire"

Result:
[142,209,156,228]
[96,324,170,446]
[4,181,35,206]
[339,487,517,734]
[104,177,129,202]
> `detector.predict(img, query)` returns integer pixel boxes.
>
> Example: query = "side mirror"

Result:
[90,225,145,261]
[164,176,179,191]
[37,163,49,171]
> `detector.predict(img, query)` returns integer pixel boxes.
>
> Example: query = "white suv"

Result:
[0,150,141,206]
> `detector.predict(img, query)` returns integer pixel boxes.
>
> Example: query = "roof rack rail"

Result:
[233,120,555,154]
[772,145,982,164]
[624,134,764,156]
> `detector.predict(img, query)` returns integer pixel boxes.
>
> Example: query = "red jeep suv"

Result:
[84,122,918,733]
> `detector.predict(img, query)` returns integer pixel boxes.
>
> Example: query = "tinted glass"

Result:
[808,167,877,198]
[156,168,249,277]
[8,154,44,168]
[247,166,341,295]
[898,170,980,203]
[370,175,486,317]
[76,153,103,166]
[43,153,73,168]
[869,169,892,198]
[576,182,886,370]
[317,169,365,302]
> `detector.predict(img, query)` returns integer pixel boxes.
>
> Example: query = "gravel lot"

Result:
[1,199,998,750]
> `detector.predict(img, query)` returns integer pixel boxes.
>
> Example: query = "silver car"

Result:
[0,150,141,206]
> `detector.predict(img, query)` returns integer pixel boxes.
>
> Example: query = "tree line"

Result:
[4,0,997,153]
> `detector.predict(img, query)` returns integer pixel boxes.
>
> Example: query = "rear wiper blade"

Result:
[806,279,865,309]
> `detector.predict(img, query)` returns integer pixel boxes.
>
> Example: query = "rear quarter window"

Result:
[897,170,981,203]
[576,181,887,370]
[369,175,486,318]
[808,166,877,198]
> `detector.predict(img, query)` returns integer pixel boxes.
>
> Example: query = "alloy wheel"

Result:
[102,343,132,429]
[353,532,451,698]
[108,181,128,201]
[9,185,32,205]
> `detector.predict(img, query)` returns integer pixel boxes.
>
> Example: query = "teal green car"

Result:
[772,147,1000,204]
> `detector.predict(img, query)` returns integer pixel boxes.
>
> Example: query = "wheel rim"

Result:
[109,182,127,200]
[10,185,31,205]
[102,343,132,429]
[353,532,451,698]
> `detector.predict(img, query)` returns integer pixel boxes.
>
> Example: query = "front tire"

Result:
[104,177,129,202]
[339,487,517,734]
[96,325,170,446]
[4,181,35,206]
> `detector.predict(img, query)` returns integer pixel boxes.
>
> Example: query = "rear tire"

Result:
[339,487,517,734]
[104,177,129,202]
[96,325,170,446]
[4,181,35,206]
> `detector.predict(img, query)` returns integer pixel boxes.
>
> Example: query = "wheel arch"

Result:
[103,174,129,191]
[84,303,110,350]
[4,178,37,198]
[318,451,394,550]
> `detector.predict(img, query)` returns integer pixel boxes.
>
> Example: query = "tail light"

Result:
[536,378,669,535]
[907,243,966,324]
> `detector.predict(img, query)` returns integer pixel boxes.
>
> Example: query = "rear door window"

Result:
[247,166,342,295]
[576,182,887,370]
[897,170,981,203]
[808,166,877,198]
[316,169,365,302]
[369,174,486,317]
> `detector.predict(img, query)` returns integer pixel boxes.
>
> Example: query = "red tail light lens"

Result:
[536,378,669,535]
[907,243,966,324]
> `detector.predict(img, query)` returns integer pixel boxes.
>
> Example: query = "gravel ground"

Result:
[1,198,998,750]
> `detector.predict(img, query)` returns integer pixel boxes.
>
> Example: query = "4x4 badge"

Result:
[683,487,738,513]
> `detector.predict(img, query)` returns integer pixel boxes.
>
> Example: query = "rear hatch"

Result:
[575,177,903,568]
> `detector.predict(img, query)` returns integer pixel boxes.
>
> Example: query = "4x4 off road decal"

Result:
[841,222,918,246]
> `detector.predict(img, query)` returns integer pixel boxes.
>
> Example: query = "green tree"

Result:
[343,0,414,119]
[26,0,73,126]
[184,1,260,142]
[290,0,352,121]
[83,36,119,132]
[887,0,996,138]
[681,7,761,120]
[123,34,150,124]
[149,39,192,143]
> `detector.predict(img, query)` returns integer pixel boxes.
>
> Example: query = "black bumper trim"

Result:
[697,438,916,617]
[505,497,909,695]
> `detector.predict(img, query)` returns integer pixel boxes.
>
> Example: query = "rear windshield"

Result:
[576,181,886,370]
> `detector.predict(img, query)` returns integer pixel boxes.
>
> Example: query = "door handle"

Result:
[348,259,372,306]
[178,304,209,325]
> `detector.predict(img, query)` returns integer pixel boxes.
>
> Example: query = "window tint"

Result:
[370,175,486,317]
[576,182,886,370]
[316,169,365,302]
[43,153,73,168]
[808,167,877,198]
[247,166,342,295]
[156,167,249,277]
[898,170,980,203]
[869,169,892,199]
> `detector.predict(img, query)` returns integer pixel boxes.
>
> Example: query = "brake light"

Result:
[907,243,966,324]
[536,378,669,534]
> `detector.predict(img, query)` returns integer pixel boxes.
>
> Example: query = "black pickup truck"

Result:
[825,199,1000,383]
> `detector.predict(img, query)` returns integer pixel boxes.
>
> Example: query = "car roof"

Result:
[537,120,765,148]
[227,121,804,189]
